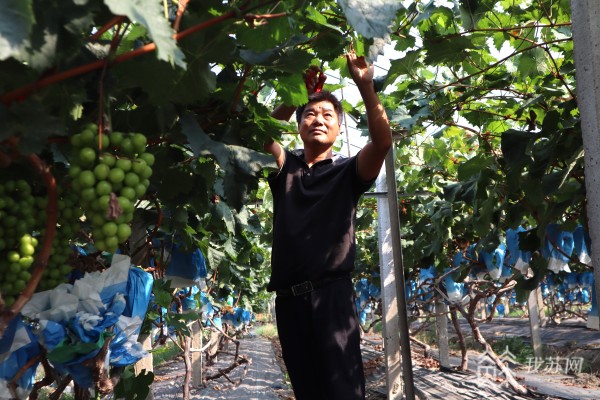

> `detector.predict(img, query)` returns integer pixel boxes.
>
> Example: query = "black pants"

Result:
[275,278,365,400]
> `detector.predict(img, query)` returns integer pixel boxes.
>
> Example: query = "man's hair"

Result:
[295,90,343,125]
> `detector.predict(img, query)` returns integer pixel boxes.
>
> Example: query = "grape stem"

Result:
[173,0,190,32]
[88,16,127,42]
[97,20,129,149]
[231,63,253,114]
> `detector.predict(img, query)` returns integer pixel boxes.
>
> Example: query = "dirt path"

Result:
[151,325,600,400]
[152,333,293,400]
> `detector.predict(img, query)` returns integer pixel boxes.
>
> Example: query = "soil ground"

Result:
[151,317,600,399]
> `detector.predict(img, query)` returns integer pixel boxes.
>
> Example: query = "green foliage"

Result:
[151,341,182,367]
[0,0,34,61]
[37,388,74,400]
[113,367,155,400]
[490,336,535,364]
[165,311,197,337]
[104,0,185,67]
[337,0,403,40]
[255,322,278,339]
[372,0,586,290]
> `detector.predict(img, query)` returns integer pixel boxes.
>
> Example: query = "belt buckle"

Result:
[291,281,313,296]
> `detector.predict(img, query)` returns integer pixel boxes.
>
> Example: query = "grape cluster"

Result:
[0,179,84,303]
[37,188,82,291]
[0,180,42,305]
[0,123,155,304]
[69,123,154,253]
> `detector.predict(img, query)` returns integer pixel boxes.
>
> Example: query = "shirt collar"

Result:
[292,149,346,166]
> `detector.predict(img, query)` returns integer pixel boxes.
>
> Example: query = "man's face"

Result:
[298,100,340,148]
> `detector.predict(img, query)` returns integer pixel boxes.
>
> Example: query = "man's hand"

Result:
[304,65,326,94]
[346,50,374,92]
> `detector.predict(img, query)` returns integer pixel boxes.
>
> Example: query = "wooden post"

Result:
[208,329,221,362]
[571,0,600,331]
[269,296,276,323]
[191,321,203,386]
[503,296,510,317]
[134,332,154,400]
[536,286,548,327]
[527,289,544,359]
[479,299,487,320]
[588,287,599,329]
[434,298,450,368]
[376,168,403,399]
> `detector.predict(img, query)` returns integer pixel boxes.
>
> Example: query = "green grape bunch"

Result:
[0,176,84,304]
[0,179,41,306]
[68,123,154,253]
[36,186,82,292]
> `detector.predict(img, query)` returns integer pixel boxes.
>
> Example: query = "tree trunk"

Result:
[459,304,528,395]
[183,333,192,400]
[450,307,468,371]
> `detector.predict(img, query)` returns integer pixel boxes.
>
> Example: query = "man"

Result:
[263,50,392,400]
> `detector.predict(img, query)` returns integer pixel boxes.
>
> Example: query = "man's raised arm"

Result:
[347,51,392,182]
[263,104,296,169]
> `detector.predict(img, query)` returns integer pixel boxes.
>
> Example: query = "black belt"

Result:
[276,275,349,297]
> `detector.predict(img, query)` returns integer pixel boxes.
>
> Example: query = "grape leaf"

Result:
[113,368,154,400]
[500,129,533,169]
[457,155,493,181]
[387,50,422,80]
[0,0,33,61]
[337,0,402,39]
[214,202,236,235]
[104,0,186,68]
[181,113,274,210]
[1,99,64,154]
[424,36,477,65]
[113,56,215,105]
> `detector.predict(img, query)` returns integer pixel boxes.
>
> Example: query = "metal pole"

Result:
[384,146,416,399]
[571,0,600,330]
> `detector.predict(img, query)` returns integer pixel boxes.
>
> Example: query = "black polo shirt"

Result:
[266,149,374,291]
